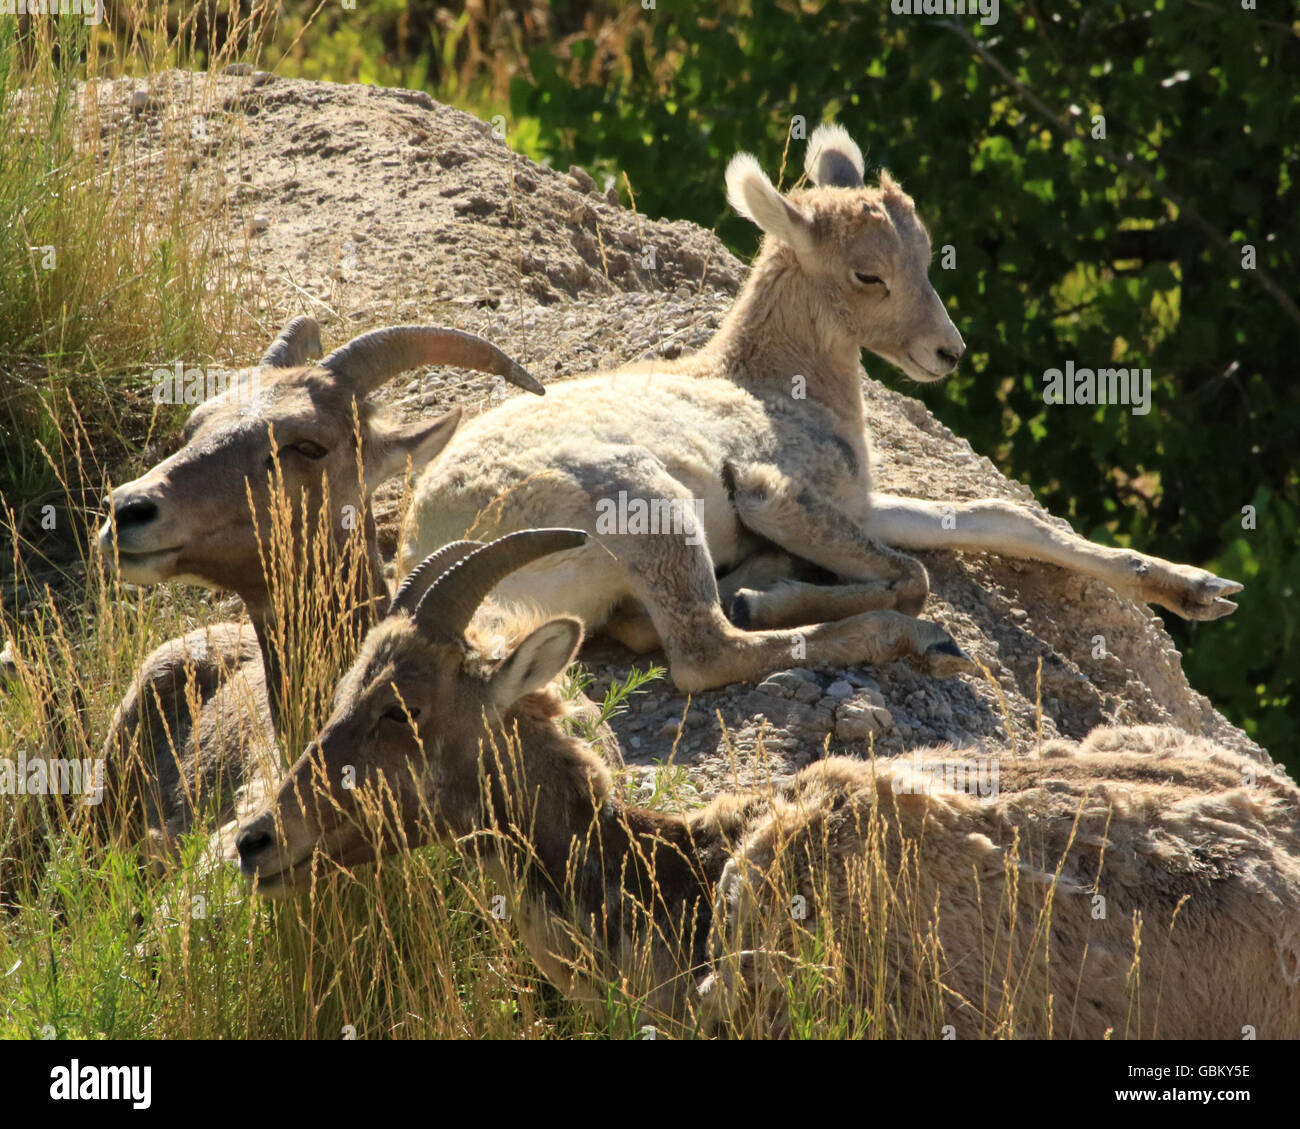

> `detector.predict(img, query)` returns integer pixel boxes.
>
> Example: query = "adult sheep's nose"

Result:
[235,821,275,876]
[111,494,159,529]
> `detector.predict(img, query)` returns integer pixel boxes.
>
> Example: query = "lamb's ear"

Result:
[366,406,462,486]
[487,618,583,708]
[725,153,814,256]
[805,123,865,189]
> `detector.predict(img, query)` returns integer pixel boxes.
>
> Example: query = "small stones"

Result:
[738,692,834,742]
[453,194,496,218]
[567,201,597,228]
[566,164,596,194]
[792,681,824,704]
[842,670,880,692]
[825,678,854,700]
[247,213,270,235]
[834,692,895,742]
[755,674,795,699]
[757,669,821,699]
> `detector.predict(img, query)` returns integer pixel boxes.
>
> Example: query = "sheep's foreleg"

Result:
[726,465,930,616]
[868,494,1242,621]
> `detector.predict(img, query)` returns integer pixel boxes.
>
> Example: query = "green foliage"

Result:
[562,661,665,742]
[510,0,1298,763]
[3,2,1291,761]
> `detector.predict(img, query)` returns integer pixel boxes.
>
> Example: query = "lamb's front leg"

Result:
[726,464,931,616]
[869,494,1242,621]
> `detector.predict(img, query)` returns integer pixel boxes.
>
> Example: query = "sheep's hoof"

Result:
[1180,595,1239,621]
[1156,574,1243,621]
[726,593,752,629]
[923,638,976,678]
[1183,574,1243,619]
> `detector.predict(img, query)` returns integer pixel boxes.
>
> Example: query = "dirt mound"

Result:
[93,70,1266,789]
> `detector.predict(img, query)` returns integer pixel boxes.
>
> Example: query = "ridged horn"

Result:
[413,528,589,642]
[259,316,323,368]
[388,540,482,618]
[321,325,544,396]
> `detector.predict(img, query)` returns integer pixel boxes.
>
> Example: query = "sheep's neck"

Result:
[707,246,867,433]
[242,510,388,730]
[478,729,725,981]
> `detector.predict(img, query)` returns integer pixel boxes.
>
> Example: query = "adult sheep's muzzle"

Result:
[98,488,183,582]
[234,813,317,897]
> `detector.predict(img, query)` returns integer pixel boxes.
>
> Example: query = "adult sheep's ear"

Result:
[366,406,462,487]
[725,153,815,259]
[487,618,583,709]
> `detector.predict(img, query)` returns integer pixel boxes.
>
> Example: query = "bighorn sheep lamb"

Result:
[238,530,1300,1039]
[96,317,541,861]
[399,123,1241,693]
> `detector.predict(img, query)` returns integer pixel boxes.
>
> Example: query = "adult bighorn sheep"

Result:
[97,317,541,860]
[399,124,1241,692]
[237,530,1300,1038]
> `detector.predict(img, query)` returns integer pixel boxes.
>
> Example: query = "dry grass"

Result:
[0,4,1150,1041]
[0,405,1150,1038]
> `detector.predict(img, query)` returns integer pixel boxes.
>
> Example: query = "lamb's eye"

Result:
[290,440,328,459]
[383,706,420,725]
[854,272,885,287]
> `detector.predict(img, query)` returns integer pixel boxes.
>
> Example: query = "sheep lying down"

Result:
[236,530,1300,1039]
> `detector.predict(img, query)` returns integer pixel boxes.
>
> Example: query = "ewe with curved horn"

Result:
[239,530,1300,1039]
[411,528,588,641]
[387,538,481,618]
[398,120,1242,696]
[97,318,536,866]
[322,325,545,394]
[259,314,323,369]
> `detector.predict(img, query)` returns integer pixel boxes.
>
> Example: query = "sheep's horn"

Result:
[388,540,482,617]
[321,326,544,396]
[259,316,323,368]
[413,528,589,642]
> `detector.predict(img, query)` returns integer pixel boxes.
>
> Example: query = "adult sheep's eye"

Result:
[854,272,884,287]
[383,706,420,724]
[291,440,328,459]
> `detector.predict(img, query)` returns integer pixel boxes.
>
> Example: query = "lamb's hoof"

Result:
[924,639,977,679]
[1165,574,1243,621]
[1183,596,1239,621]
[726,593,752,630]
